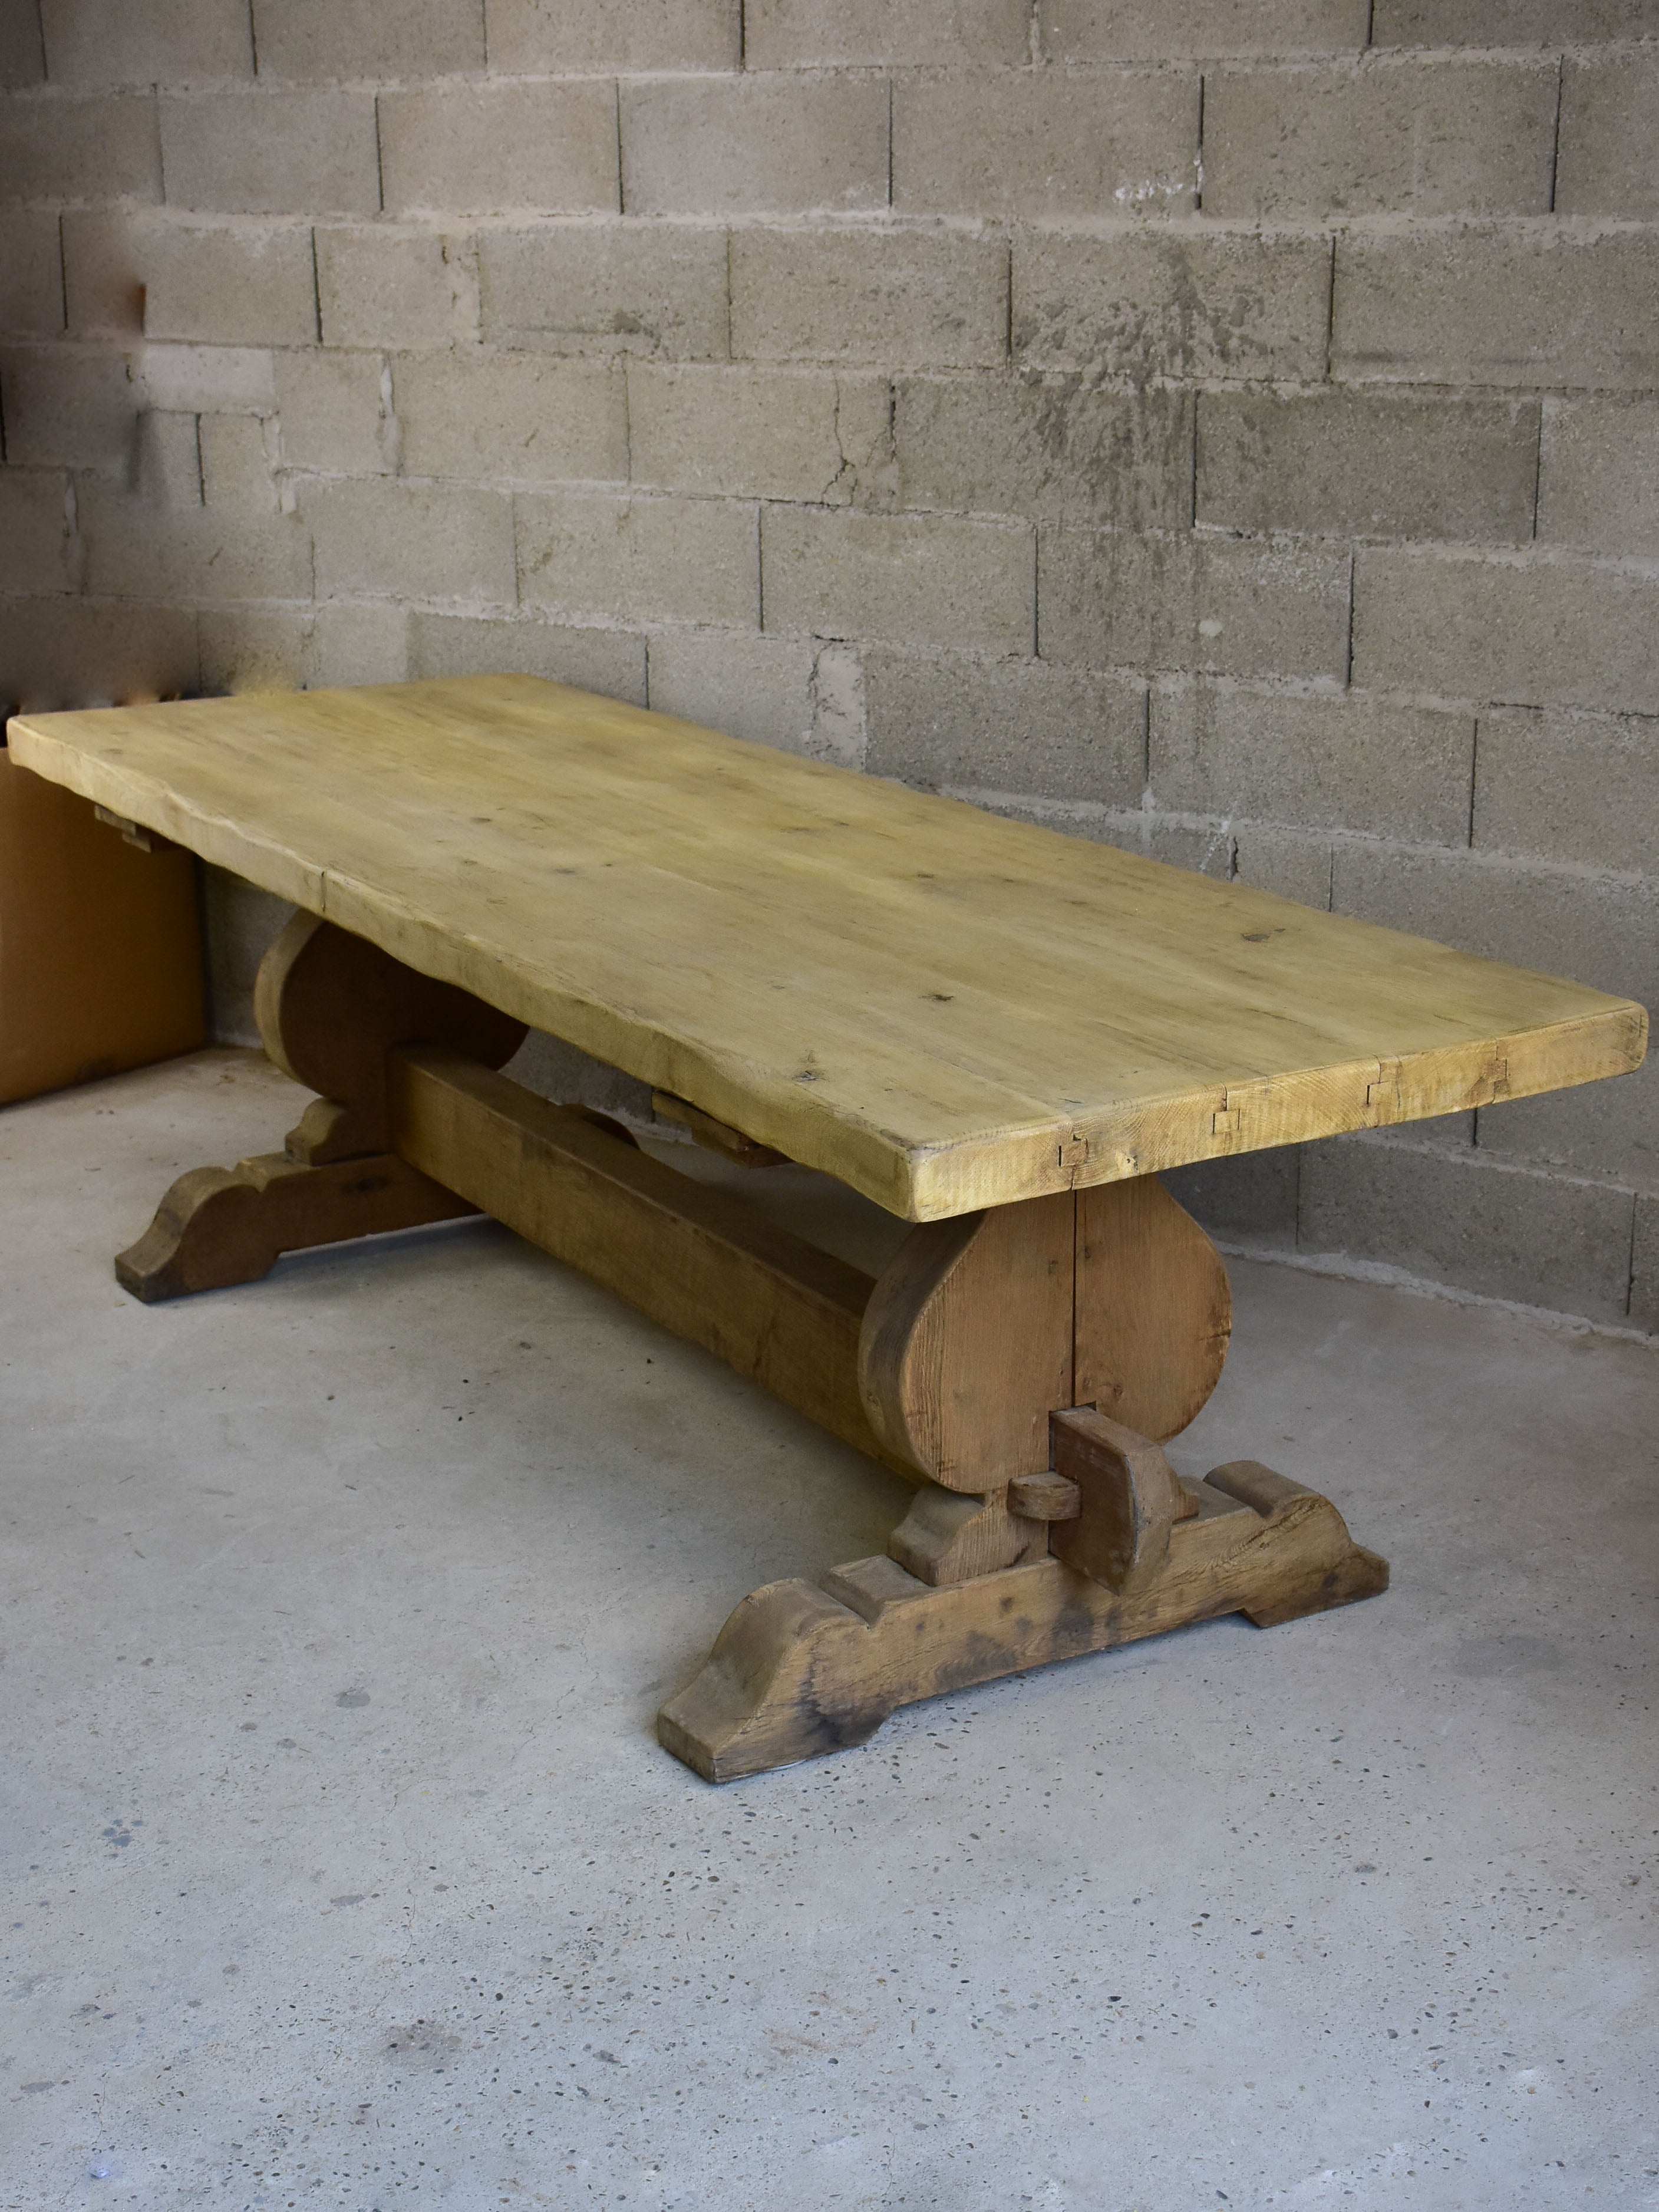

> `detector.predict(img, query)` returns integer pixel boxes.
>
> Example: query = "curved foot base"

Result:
[115,1151,478,1303]
[659,1464,1387,1782]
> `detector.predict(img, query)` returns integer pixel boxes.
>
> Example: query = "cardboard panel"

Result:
[0,748,206,1105]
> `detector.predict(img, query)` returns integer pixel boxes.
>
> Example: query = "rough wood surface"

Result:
[10,677,1644,1219]
[659,1465,1389,1781]
[1048,1406,1199,1595]
[885,1482,1048,1585]
[857,1192,1075,1491]
[388,1045,897,1469]
[652,1090,789,1168]
[1074,1176,1233,1442]
[114,1152,477,1303]
[258,911,526,1162]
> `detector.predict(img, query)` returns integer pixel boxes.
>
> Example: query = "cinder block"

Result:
[1040,0,1368,59]
[410,611,647,704]
[1299,1133,1637,1323]
[731,228,1008,367]
[486,0,738,70]
[307,477,517,604]
[38,0,253,84]
[393,354,626,484]
[864,647,1144,802]
[61,210,146,334]
[1475,1054,1657,1189]
[1197,390,1539,545]
[74,482,312,606]
[127,407,204,505]
[378,81,619,217]
[1353,549,1659,716]
[1333,840,1659,1011]
[1371,1,1659,42]
[762,506,1034,654]
[0,345,138,467]
[1144,815,1235,877]
[0,210,61,334]
[893,70,1198,219]
[517,490,758,628]
[1203,58,1555,220]
[1160,1146,1301,1251]
[273,350,391,476]
[64,212,317,344]
[647,629,863,763]
[0,90,160,202]
[1040,529,1350,680]
[1631,1194,1658,1336]
[249,0,486,81]
[1,6,44,87]
[308,603,413,687]
[1333,230,1659,391]
[1473,706,1659,877]
[1536,398,1659,559]
[896,375,1189,530]
[137,344,275,414]
[628,364,888,504]
[316,226,476,351]
[479,222,728,358]
[1014,231,1329,383]
[159,91,380,216]
[0,594,198,712]
[621,76,888,218]
[81,418,312,602]
[745,0,1030,66]
[1230,821,1333,908]
[199,605,312,692]
[0,469,72,594]
[1150,682,1473,842]
[1556,51,1659,219]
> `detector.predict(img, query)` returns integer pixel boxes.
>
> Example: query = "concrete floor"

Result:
[3,1048,1657,2212]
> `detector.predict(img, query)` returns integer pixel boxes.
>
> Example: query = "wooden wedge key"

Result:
[12,677,1641,1779]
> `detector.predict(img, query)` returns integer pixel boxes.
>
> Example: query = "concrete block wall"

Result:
[1,0,1655,1328]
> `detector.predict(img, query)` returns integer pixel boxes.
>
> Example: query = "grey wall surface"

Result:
[1,0,1655,1327]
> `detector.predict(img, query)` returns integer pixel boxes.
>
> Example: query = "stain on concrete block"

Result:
[1041,529,1350,680]
[1015,229,1330,383]
[896,375,1192,530]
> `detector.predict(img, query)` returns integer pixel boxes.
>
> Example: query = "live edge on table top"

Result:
[8,675,1646,1221]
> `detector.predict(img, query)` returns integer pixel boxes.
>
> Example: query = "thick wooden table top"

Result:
[9,675,1645,1219]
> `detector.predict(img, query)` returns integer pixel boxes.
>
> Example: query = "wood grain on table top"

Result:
[10,675,1645,1220]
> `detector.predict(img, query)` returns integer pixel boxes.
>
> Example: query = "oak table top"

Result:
[9,674,1645,1220]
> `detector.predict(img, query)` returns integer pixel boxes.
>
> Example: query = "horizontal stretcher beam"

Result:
[386,1046,903,1474]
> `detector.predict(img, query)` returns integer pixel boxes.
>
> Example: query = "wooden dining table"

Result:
[9,675,1645,1779]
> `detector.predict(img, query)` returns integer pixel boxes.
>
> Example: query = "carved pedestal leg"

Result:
[659,1175,1388,1781]
[114,913,526,1301]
